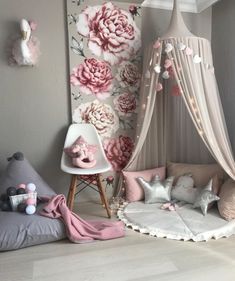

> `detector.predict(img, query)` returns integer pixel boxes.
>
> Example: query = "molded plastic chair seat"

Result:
[61,123,112,218]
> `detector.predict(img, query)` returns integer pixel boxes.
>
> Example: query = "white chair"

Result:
[61,123,112,218]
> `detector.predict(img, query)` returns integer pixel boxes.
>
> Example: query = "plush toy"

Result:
[11,19,40,66]
[64,136,98,168]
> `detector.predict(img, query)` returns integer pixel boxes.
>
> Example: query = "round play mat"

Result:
[117,202,235,242]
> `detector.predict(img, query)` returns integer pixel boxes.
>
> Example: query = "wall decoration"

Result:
[66,0,142,195]
[10,19,40,66]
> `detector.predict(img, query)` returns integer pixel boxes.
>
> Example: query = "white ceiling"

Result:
[141,0,221,13]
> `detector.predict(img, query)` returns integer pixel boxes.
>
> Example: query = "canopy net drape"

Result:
[116,29,235,197]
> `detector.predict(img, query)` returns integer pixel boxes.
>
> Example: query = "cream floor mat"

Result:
[117,202,235,242]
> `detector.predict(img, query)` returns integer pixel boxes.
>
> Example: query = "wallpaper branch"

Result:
[66,0,142,194]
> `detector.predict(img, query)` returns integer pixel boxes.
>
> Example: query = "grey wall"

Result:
[212,0,235,152]
[0,0,228,201]
[141,6,212,50]
[0,0,70,194]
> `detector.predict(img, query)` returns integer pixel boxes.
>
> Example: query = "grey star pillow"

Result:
[193,179,220,216]
[137,175,174,204]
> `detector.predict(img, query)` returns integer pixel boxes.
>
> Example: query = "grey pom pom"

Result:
[13,152,24,160]
[7,152,24,161]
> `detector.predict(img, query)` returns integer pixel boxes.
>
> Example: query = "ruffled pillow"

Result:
[171,174,198,204]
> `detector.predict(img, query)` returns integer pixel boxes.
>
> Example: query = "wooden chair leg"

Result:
[67,174,77,210]
[96,174,111,218]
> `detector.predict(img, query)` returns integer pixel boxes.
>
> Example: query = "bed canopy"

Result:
[117,0,235,195]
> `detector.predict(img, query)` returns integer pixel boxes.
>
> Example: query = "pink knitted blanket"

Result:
[40,194,125,243]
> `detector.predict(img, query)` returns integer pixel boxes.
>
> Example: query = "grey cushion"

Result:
[0,204,66,251]
[0,152,66,251]
[0,152,56,197]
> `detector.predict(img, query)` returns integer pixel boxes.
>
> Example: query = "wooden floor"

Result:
[1,202,235,281]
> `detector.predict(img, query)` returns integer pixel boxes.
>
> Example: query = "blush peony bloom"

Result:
[76,2,141,65]
[70,58,113,100]
[113,92,137,117]
[116,61,140,90]
[103,135,134,171]
[73,100,119,138]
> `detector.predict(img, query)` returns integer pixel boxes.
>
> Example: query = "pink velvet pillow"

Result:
[123,167,166,202]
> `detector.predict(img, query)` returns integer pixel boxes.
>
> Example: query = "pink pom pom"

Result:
[26,198,36,206]
[17,183,26,189]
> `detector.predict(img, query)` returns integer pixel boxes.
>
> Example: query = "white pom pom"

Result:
[25,205,36,215]
[26,183,36,193]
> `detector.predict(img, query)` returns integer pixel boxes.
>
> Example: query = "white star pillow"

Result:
[193,179,220,216]
[137,175,174,204]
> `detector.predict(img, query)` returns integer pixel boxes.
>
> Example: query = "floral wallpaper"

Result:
[66,0,142,193]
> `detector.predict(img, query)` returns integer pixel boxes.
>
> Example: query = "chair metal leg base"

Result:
[67,174,111,218]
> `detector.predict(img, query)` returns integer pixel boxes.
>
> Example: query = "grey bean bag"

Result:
[0,152,66,251]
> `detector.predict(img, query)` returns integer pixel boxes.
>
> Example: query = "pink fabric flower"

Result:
[103,175,115,187]
[161,202,178,211]
[171,84,181,96]
[103,135,134,171]
[129,5,140,17]
[76,2,141,65]
[113,92,137,117]
[116,62,141,90]
[73,100,119,138]
[129,5,137,14]
[70,58,113,100]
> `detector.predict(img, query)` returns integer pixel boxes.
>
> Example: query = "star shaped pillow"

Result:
[193,179,220,216]
[137,175,174,204]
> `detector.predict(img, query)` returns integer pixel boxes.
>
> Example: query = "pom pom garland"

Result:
[17,188,26,195]
[1,201,12,211]
[17,183,26,189]
[26,183,36,193]
[0,182,37,215]
[26,198,36,205]
[7,186,17,196]
[25,205,36,215]
[17,202,27,212]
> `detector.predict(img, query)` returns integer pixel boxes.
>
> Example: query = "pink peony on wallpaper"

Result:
[67,0,142,194]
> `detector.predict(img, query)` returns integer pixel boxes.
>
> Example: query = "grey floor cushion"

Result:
[0,152,66,251]
[0,204,66,251]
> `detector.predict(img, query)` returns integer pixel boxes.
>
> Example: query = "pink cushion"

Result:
[218,179,235,221]
[123,167,166,202]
